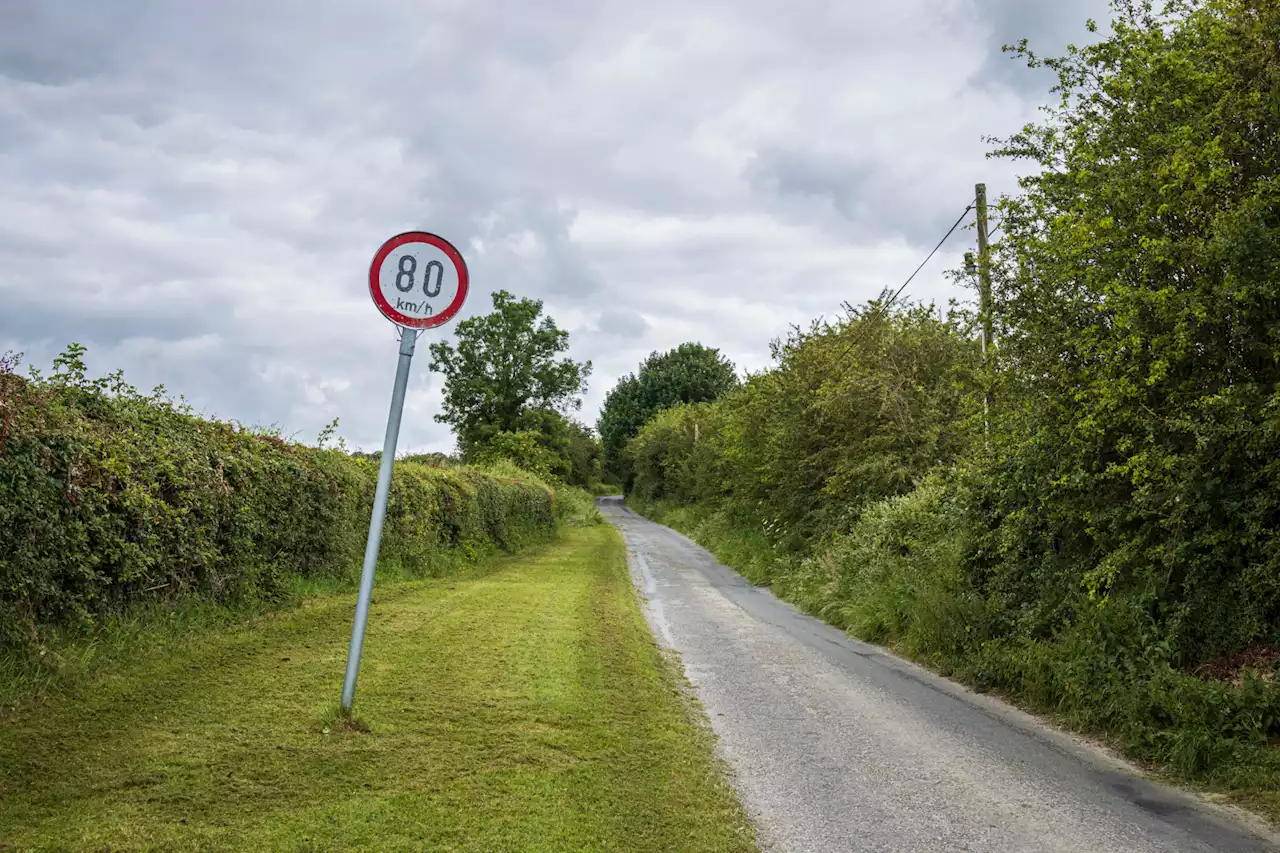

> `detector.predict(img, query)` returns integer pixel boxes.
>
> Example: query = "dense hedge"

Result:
[626,304,979,539]
[624,0,1280,793]
[0,348,556,649]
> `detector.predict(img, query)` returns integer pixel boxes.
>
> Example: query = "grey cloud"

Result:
[969,0,1113,92]
[743,146,991,248]
[745,150,875,214]
[1,0,1075,452]
[596,309,649,340]
[1,289,230,345]
[0,3,136,84]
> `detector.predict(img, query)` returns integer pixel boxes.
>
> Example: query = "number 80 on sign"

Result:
[368,231,470,329]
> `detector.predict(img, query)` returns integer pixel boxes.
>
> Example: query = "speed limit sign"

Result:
[368,231,469,329]
[344,228,471,714]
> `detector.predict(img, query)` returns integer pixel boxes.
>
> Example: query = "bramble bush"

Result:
[0,346,558,650]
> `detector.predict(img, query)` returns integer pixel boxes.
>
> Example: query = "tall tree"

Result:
[429,290,591,456]
[598,342,737,484]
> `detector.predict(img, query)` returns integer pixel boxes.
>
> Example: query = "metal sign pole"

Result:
[340,327,420,712]
[345,229,468,713]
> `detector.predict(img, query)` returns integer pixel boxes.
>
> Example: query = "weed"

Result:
[320,703,371,735]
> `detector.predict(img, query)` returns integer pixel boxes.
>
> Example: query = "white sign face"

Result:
[368,232,469,329]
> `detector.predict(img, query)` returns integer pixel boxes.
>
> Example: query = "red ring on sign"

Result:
[368,231,470,329]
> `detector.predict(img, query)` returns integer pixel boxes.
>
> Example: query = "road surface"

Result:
[599,497,1277,853]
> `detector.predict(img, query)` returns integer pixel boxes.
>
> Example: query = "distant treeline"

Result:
[615,0,1280,792]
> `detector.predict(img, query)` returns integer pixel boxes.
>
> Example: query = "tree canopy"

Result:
[597,343,738,483]
[429,290,591,457]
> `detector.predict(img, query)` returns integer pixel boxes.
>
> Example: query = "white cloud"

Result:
[0,0,1108,453]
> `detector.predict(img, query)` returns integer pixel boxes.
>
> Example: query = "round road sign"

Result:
[368,231,469,329]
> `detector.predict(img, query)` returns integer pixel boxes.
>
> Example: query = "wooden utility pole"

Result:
[975,183,992,441]
[975,183,992,358]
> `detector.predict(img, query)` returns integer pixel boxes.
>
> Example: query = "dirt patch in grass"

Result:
[1194,645,1280,685]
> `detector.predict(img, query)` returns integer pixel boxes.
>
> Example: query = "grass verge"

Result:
[0,524,756,852]
[0,543,510,713]
[628,496,1280,826]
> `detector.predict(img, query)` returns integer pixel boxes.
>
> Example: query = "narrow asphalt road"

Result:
[599,498,1277,853]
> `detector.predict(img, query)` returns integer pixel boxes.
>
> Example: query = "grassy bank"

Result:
[629,495,1280,824]
[0,523,756,852]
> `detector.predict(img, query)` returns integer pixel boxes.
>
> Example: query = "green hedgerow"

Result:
[0,347,558,650]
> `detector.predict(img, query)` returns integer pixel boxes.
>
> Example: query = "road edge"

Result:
[604,496,1280,852]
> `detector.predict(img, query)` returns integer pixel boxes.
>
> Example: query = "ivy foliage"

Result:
[0,347,557,649]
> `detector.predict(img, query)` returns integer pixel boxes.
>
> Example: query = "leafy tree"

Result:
[598,343,737,484]
[623,304,979,536]
[550,416,604,488]
[470,430,565,480]
[429,290,591,457]
[596,375,644,483]
[626,402,727,503]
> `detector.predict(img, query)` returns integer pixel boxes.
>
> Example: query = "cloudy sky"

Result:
[0,0,1108,452]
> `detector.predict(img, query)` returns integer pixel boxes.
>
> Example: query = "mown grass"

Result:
[0,546,505,713]
[0,525,756,852]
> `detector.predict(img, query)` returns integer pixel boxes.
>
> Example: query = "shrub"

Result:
[797,474,982,658]
[626,402,726,504]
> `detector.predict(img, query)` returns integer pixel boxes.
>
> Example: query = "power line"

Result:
[827,201,976,382]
